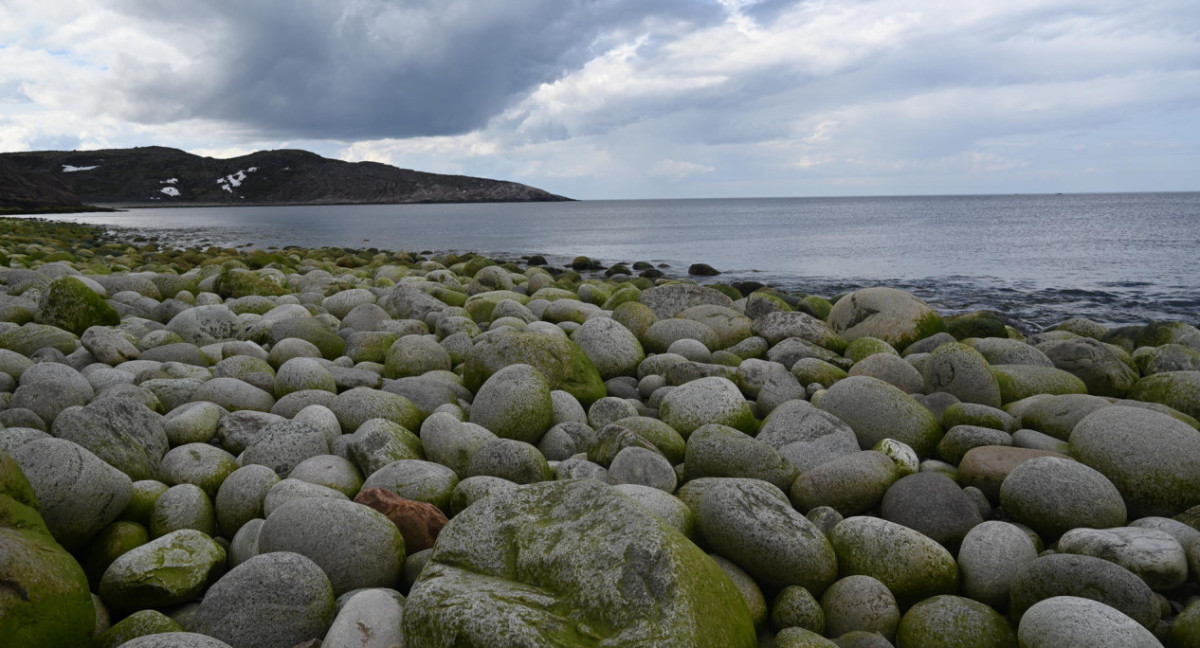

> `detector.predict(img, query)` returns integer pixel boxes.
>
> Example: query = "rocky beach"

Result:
[1,216,1199,648]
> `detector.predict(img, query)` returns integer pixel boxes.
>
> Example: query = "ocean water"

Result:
[43,192,1200,330]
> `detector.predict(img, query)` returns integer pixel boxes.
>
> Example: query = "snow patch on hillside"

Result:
[216,167,257,193]
[161,178,178,184]
[160,187,180,197]
[62,165,98,172]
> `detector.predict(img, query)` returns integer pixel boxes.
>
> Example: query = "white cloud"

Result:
[650,159,715,178]
[1,0,1197,197]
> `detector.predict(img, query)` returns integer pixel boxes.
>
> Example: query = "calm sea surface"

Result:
[43,192,1200,330]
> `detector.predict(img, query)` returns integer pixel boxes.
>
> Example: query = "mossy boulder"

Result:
[1037,337,1139,398]
[212,268,289,299]
[36,275,120,335]
[922,342,1002,408]
[659,376,757,438]
[463,330,606,406]
[404,479,756,648]
[0,322,78,356]
[0,450,96,648]
[827,287,946,352]
[830,516,959,608]
[895,595,1016,648]
[1070,405,1200,517]
[988,364,1087,403]
[816,376,943,457]
[98,529,226,610]
[93,610,183,648]
[468,364,554,445]
[1128,370,1200,420]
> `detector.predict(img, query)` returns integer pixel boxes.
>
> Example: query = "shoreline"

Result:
[1,214,1199,646]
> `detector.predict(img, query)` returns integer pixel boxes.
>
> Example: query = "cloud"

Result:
[1,0,1198,198]
[650,159,714,178]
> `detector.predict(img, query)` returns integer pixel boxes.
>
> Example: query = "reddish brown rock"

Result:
[354,487,448,553]
[958,446,1069,503]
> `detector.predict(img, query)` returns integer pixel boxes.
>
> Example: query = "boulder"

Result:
[1069,405,1200,517]
[827,287,946,351]
[404,480,756,647]
[830,516,959,607]
[193,552,336,648]
[816,376,943,457]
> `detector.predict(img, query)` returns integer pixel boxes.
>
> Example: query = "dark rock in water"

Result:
[525,255,547,266]
[633,261,654,270]
[689,263,722,276]
[640,268,665,279]
[731,281,767,296]
[605,263,631,277]
[570,255,604,271]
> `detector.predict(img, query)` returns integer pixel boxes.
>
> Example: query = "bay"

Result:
[45,192,1200,330]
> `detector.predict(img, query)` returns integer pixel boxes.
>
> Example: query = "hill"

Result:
[0,146,569,208]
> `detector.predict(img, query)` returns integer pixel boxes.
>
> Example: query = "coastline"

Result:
[1,215,1199,646]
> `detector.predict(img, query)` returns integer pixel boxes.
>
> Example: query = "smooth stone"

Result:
[999,456,1126,541]
[360,459,460,514]
[193,552,336,648]
[895,595,1016,648]
[820,575,900,640]
[698,480,838,594]
[322,588,406,648]
[816,376,943,457]
[51,397,169,482]
[830,516,959,607]
[659,376,757,437]
[448,475,520,516]
[92,610,184,648]
[239,418,331,477]
[572,316,645,380]
[957,446,1069,503]
[848,352,924,393]
[213,464,279,539]
[1056,526,1188,591]
[404,479,755,647]
[826,287,945,351]
[609,446,677,492]
[751,310,846,350]
[118,633,234,648]
[163,401,225,446]
[941,401,1018,432]
[936,425,1012,465]
[1037,337,1139,398]
[465,438,552,485]
[770,585,826,634]
[988,364,1087,403]
[419,413,496,477]
[638,283,734,319]
[685,423,797,491]
[227,518,263,568]
[344,418,424,477]
[758,400,860,473]
[790,450,898,516]
[1017,596,1162,648]
[149,483,215,538]
[462,330,606,407]
[956,521,1039,609]
[1069,405,1200,517]
[880,471,983,550]
[710,554,768,630]
[190,377,276,413]
[1009,553,1160,630]
[166,305,242,346]
[159,443,238,498]
[261,478,349,517]
[612,483,694,537]
[288,454,363,497]
[329,387,421,435]
[9,437,133,550]
[258,498,406,595]
[98,529,226,610]
[922,342,1002,408]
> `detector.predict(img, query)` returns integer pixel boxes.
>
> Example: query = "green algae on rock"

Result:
[405,479,756,648]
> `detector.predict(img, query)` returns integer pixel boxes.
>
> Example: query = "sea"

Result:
[40,192,1200,332]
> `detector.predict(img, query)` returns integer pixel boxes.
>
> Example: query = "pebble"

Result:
[2,230,1197,647]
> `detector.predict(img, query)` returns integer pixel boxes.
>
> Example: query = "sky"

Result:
[1,0,1198,200]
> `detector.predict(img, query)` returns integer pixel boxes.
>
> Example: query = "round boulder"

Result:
[827,287,946,351]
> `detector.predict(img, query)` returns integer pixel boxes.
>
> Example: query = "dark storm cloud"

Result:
[102,0,724,140]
